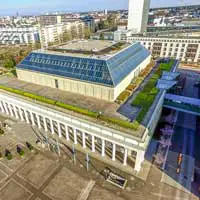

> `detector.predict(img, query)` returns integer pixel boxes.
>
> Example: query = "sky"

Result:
[0,0,199,16]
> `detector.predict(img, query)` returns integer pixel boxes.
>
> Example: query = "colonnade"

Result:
[0,97,145,172]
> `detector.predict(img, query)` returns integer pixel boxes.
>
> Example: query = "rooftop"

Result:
[56,40,116,52]
[18,42,150,87]
[1,59,176,139]
[47,40,130,59]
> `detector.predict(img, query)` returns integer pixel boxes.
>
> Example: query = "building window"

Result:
[55,79,59,89]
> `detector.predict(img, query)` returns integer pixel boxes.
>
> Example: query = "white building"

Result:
[39,21,85,48]
[114,0,200,64]
[128,0,150,33]
[128,36,200,64]
[0,26,39,45]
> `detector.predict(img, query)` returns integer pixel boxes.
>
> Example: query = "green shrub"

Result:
[19,150,25,156]
[55,102,98,118]
[6,153,13,160]
[0,129,4,135]
[117,91,130,102]
[100,115,139,130]
[26,142,34,151]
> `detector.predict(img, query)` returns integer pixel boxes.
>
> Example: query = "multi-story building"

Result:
[39,21,85,48]
[0,26,39,45]
[128,0,150,33]
[128,36,200,64]
[40,14,95,31]
[39,15,62,27]
[114,0,200,64]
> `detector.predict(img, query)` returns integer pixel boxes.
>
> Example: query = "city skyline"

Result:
[0,0,200,16]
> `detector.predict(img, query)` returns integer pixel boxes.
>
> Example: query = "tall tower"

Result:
[128,0,150,34]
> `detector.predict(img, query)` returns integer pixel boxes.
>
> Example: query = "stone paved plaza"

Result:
[0,116,198,200]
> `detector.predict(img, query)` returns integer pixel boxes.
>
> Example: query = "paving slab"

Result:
[0,168,7,184]
[0,179,32,200]
[43,167,89,200]
[88,185,125,200]
[17,154,57,189]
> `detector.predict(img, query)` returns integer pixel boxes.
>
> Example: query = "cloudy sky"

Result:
[1,0,199,15]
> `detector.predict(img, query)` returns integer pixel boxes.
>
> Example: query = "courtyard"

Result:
[0,115,197,200]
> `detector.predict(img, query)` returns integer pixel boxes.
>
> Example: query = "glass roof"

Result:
[17,43,150,87]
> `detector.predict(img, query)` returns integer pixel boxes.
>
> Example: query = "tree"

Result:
[34,42,41,50]
[84,27,91,39]
[71,27,78,40]
[4,59,15,69]
[99,33,104,40]
[62,31,72,42]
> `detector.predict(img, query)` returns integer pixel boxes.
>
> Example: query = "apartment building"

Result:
[39,21,85,48]
[39,15,62,26]
[0,26,39,45]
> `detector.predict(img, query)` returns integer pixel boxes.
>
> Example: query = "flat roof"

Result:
[0,76,145,139]
[57,40,116,52]
[46,40,130,59]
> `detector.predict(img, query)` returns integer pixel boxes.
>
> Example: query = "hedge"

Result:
[0,85,140,131]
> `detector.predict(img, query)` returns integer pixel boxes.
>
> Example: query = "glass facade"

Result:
[17,43,150,87]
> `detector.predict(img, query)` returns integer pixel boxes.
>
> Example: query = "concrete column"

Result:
[57,122,62,138]
[30,112,35,126]
[134,150,145,172]
[43,117,48,132]
[8,104,14,117]
[19,108,24,121]
[91,135,95,152]
[36,114,41,129]
[50,119,54,135]
[3,101,9,115]
[101,139,105,157]
[123,148,128,166]
[112,143,116,161]
[13,106,19,119]
[82,132,86,148]
[24,110,30,124]
[0,101,5,113]
[65,124,69,141]
[74,129,77,144]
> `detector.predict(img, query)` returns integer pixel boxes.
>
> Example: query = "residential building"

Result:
[39,21,85,48]
[0,26,39,45]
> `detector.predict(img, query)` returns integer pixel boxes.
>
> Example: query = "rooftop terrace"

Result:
[1,59,176,139]
[47,40,130,59]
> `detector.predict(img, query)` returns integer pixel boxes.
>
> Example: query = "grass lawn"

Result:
[132,60,175,123]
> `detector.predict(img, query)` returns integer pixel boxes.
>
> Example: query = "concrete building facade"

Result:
[128,0,150,33]
[128,36,200,64]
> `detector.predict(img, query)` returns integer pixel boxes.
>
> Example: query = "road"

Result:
[163,69,200,198]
